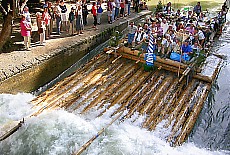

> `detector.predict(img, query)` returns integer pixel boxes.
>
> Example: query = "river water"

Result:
[0,15,230,155]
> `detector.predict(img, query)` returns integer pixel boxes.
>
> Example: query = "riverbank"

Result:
[0,10,152,94]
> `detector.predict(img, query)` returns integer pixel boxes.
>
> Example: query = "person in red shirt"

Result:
[120,0,125,18]
[91,2,98,30]
[42,7,51,39]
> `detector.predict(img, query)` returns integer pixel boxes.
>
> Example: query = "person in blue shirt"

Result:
[181,40,193,61]
[193,2,202,17]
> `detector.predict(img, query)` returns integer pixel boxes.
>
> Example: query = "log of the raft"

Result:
[111,70,161,117]
[0,119,24,141]
[45,56,114,109]
[81,65,140,113]
[147,79,186,131]
[142,78,178,128]
[99,72,150,116]
[71,63,133,112]
[73,111,124,155]
[167,82,203,144]
[139,76,173,115]
[31,55,107,105]
[58,59,124,109]
[124,75,165,119]
[174,83,211,146]
[164,80,198,128]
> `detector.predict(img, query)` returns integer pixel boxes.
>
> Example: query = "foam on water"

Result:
[0,94,228,155]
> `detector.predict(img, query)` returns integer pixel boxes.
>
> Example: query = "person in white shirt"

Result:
[191,40,202,55]
[111,0,116,22]
[161,34,172,57]
[76,0,83,34]
[194,27,205,46]
[22,6,31,23]
[132,27,147,48]
[161,18,169,35]
[114,0,120,20]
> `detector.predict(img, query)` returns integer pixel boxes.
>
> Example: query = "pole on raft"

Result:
[72,111,124,155]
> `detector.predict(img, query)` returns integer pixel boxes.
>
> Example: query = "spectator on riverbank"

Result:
[97,0,103,25]
[53,0,62,35]
[76,0,84,35]
[22,6,31,23]
[69,7,75,35]
[92,2,98,30]
[43,7,51,39]
[120,0,125,18]
[115,0,120,20]
[107,0,113,24]
[20,14,31,50]
[111,0,116,22]
[48,2,54,35]
[60,0,68,32]
[36,12,45,45]
[82,0,89,26]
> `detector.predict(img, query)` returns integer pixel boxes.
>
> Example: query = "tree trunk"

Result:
[0,12,13,52]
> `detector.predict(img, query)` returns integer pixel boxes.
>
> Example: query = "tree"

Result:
[0,0,15,51]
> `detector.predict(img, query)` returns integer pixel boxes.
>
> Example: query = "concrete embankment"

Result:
[0,10,151,94]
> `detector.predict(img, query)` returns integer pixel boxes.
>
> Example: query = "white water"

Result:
[0,93,228,155]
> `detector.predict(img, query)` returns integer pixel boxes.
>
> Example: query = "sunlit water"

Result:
[1,12,230,155]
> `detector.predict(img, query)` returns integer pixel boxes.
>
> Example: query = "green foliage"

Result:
[155,0,163,13]
[109,30,122,47]
[192,50,206,67]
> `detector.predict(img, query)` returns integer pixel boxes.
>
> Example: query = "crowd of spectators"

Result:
[19,0,148,50]
[127,1,229,63]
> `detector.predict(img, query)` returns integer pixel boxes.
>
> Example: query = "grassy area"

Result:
[147,0,226,13]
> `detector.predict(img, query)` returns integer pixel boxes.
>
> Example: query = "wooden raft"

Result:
[0,50,222,153]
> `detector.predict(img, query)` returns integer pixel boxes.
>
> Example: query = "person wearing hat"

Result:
[22,6,31,23]
[69,7,75,35]
[132,27,147,49]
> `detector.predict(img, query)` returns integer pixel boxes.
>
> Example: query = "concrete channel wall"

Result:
[0,11,152,94]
